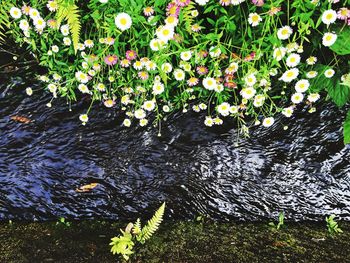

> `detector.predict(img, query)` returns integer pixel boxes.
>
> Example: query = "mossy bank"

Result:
[1,220,350,262]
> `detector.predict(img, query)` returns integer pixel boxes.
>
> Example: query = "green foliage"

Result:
[326,215,343,235]
[269,212,285,231]
[56,0,81,53]
[330,26,350,56]
[56,217,71,227]
[110,203,165,261]
[5,0,350,144]
[344,110,350,145]
[182,1,196,34]
[0,0,14,43]
[139,202,165,243]
[311,65,350,108]
[109,231,135,261]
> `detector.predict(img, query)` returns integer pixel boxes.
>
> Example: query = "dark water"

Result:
[1,74,350,222]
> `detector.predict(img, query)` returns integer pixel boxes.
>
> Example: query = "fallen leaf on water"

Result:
[76,183,99,193]
[10,115,32,124]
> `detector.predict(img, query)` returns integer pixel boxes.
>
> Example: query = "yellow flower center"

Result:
[120,18,127,26]
[326,13,333,20]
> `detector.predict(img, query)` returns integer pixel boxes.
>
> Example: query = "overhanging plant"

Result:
[3,0,350,142]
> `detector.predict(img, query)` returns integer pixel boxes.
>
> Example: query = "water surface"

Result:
[0,75,349,221]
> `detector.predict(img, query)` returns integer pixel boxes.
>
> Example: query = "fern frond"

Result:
[182,2,196,34]
[133,218,142,235]
[140,202,165,243]
[56,0,81,53]
[0,0,14,44]
[66,4,81,54]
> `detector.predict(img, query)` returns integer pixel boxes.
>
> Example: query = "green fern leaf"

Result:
[182,2,195,34]
[133,218,142,235]
[55,0,81,53]
[0,1,14,43]
[140,202,165,243]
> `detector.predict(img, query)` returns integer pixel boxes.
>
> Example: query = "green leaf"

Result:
[330,26,350,55]
[343,110,350,144]
[140,202,165,243]
[327,80,349,107]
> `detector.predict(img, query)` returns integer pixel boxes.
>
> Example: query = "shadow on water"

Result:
[0,72,350,221]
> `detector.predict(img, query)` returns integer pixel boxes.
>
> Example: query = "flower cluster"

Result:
[7,0,350,135]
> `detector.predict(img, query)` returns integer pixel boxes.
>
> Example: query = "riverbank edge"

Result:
[1,220,350,262]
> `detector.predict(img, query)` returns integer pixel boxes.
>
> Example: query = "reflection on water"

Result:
[0,75,350,221]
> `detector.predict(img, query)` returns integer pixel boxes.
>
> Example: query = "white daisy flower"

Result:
[282,107,294,117]
[79,114,88,125]
[291,92,304,104]
[262,117,275,127]
[19,20,29,31]
[295,79,310,93]
[145,60,157,71]
[273,47,286,61]
[230,106,239,114]
[78,84,90,94]
[244,73,257,87]
[174,69,185,81]
[156,25,174,42]
[322,9,337,25]
[180,51,192,61]
[280,68,299,82]
[63,37,71,46]
[217,102,231,116]
[195,0,210,5]
[324,69,335,78]
[161,63,173,73]
[286,53,301,67]
[75,71,89,83]
[322,32,337,47]
[306,56,317,65]
[84,39,94,48]
[240,87,256,99]
[60,24,70,36]
[149,38,166,51]
[51,45,59,53]
[34,17,46,30]
[10,7,22,19]
[277,26,293,40]
[134,109,146,119]
[47,1,58,12]
[203,77,217,90]
[123,119,131,127]
[139,119,148,127]
[199,103,207,110]
[213,117,223,125]
[165,16,178,27]
[115,13,132,31]
[204,116,214,127]
[306,71,318,79]
[96,83,106,92]
[214,84,224,93]
[248,13,262,27]
[143,100,156,111]
[29,8,40,20]
[152,82,165,95]
[307,93,320,103]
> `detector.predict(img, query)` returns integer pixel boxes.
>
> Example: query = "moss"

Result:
[1,220,350,262]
